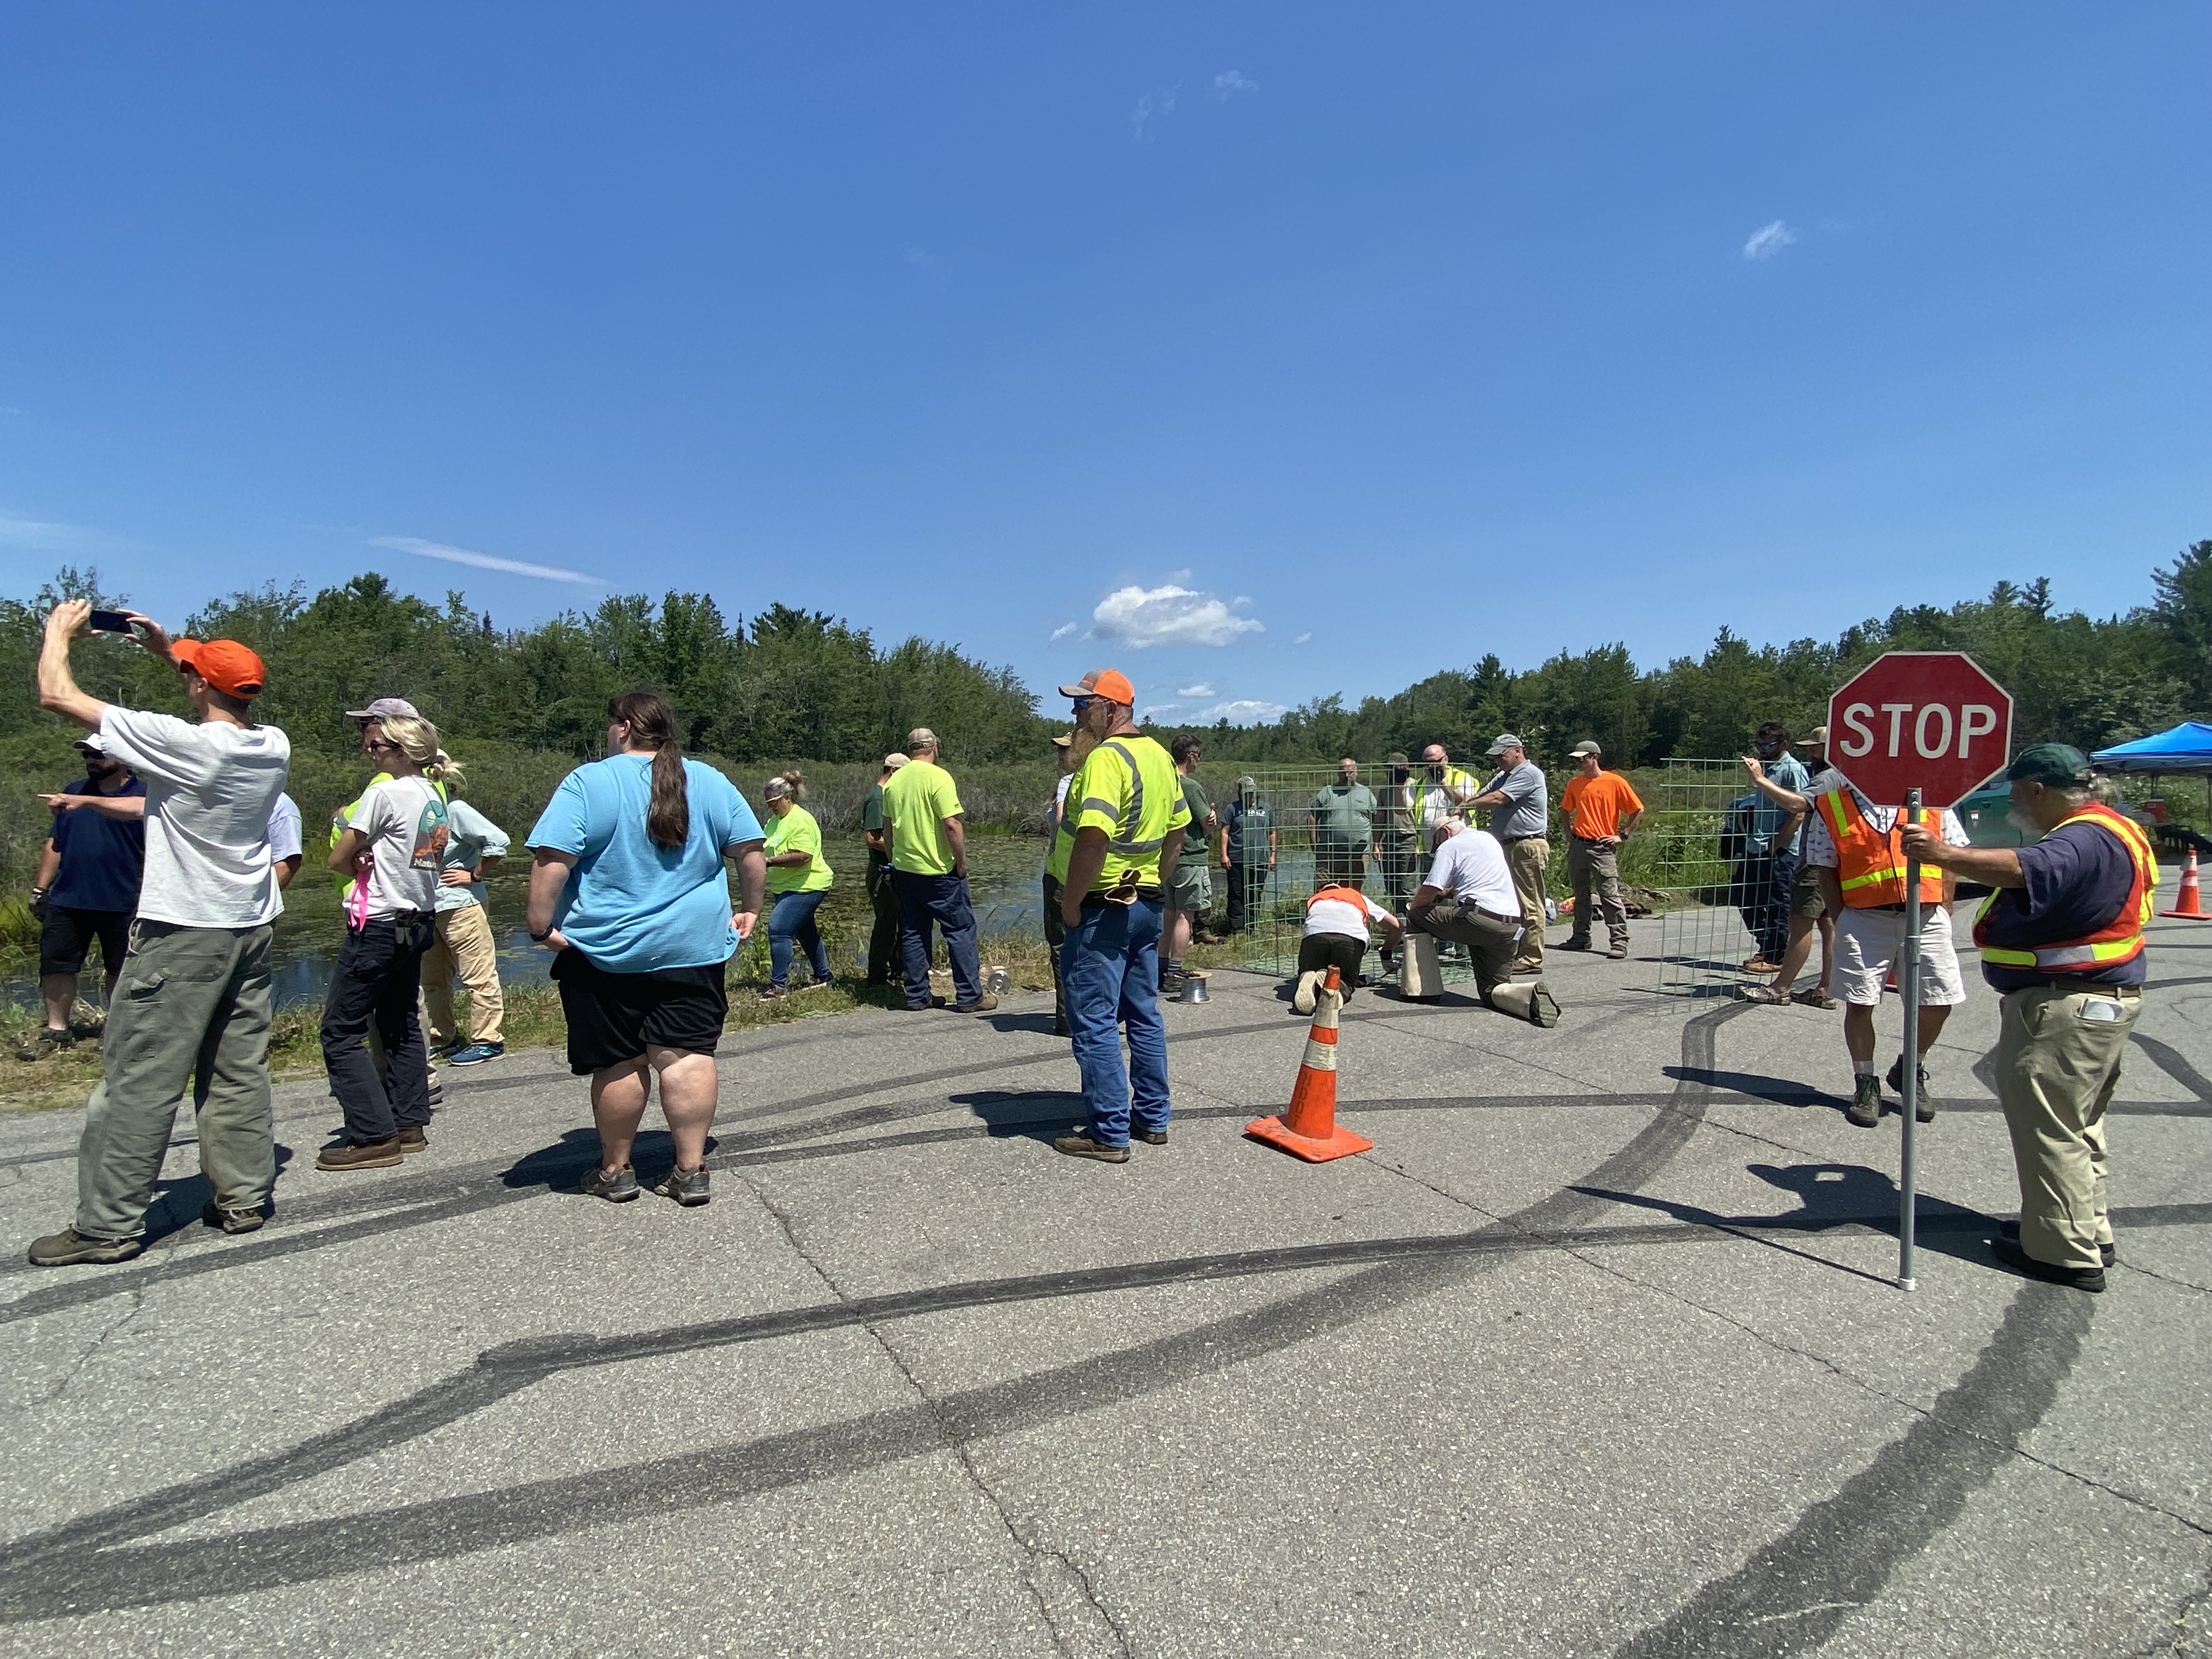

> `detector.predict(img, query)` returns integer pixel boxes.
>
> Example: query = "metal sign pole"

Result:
[1898,786,1922,1292]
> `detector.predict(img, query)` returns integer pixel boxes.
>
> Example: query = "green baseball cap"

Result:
[2006,743,2092,786]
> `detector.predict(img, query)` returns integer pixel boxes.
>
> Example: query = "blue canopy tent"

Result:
[2091,721,2212,856]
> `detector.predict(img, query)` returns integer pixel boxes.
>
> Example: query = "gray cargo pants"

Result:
[1565,836,1629,948]
[75,919,276,1240]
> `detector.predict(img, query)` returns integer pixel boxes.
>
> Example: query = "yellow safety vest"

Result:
[1051,734,1190,893]
[1973,804,2158,973]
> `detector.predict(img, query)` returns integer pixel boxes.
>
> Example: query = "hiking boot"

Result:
[653,1164,711,1207]
[200,1201,266,1235]
[1053,1130,1129,1164]
[1998,1220,2114,1268]
[28,1226,142,1267]
[1158,966,1186,995]
[1556,938,1593,952]
[1886,1054,1936,1122]
[953,994,999,1014]
[1133,1128,1169,1146]
[1846,1075,1883,1128]
[1526,983,1561,1028]
[14,1027,72,1063]
[396,1125,430,1155]
[1991,1234,2104,1293]
[583,1165,640,1204]
[448,1041,504,1066]
[317,1137,404,1171]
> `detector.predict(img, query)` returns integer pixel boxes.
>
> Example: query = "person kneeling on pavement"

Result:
[1293,883,1403,1014]
[1406,822,1561,1027]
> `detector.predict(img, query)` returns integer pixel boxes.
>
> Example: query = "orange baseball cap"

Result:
[171,638,267,698]
[1057,668,1136,705]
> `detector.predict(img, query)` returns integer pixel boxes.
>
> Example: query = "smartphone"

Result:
[87,610,139,635]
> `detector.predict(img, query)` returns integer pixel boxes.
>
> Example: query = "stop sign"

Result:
[1827,652,2013,808]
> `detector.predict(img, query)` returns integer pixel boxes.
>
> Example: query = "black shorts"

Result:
[40,906,132,979]
[551,951,729,1075]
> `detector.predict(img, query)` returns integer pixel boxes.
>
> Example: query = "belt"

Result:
[2005,982,2142,998]
[1448,902,1521,926]
[1502,834,1545,844]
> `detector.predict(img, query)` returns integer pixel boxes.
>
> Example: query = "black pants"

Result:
[321,912,436,1143]
[865,854,900,984]
[1296,933,1367,1001]
[1225,861,1269,934]
[1042,873,1068,1032]
[1731,855,1785,962]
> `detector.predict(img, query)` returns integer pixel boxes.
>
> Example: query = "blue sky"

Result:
[3,4,2206,726]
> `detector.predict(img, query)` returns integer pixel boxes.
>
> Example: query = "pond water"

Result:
[4,831,1056,1013]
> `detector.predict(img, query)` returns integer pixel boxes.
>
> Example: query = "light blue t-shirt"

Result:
[526,754,765,972]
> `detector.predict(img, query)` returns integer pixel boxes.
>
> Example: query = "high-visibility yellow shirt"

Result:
[1049,733,1190,893]
[763,804,834,895]
[882,759,964,875]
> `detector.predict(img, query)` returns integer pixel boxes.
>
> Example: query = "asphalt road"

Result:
[3,907,2209,1657]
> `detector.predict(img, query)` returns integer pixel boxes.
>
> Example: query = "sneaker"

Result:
[1526,983,1561,1028]
[583,1165,640,1204]
[1885,1055,1936,1122]
[1999,1220,2115,1268]
[14,1027,72,1063]
[316,1137,404,1171]
[1133,1128,1169,1146]
[447,1042,504,1066]
[1053,1130,1129,1164]
[653,1164,712,1206]
[396,1125,430,1155]
[1791,988,1841,1010]
[953,994,999,1014]
[200,1201,266,1235]
[757,985,785,1000]
[1846,1076,1882,1128]
[1990,1234,2104,1293]
[27,1226,143,1267]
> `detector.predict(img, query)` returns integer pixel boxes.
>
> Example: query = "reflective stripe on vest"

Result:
[1972,804,2158,972]
[1074,741,1165,855]
[1816,788,1945,907]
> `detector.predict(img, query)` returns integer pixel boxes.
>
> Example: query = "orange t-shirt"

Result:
[1560,772,1644,840]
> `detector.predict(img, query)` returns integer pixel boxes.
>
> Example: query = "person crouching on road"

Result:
[1802,763,1971,1128]
[1901,744,2158,1295]
[527,692,766,1207]
[1293,884,1402,1014]
[1406,822,1561,1026]
[29,601,291,1266]
[318,715,454,1170]
[421,758,510,1066]
[760,770,834,998]
[1051,669,1190,1163]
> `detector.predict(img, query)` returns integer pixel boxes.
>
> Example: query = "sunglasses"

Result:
[1069,697,1093,712]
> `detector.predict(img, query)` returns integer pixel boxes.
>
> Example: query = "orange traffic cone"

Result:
[1245,968,1374,1163]
[2161,851,2210,920]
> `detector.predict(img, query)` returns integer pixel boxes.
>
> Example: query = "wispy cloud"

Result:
[1048,621,1079,642]
[1190,698,1287,725]
[370,535,605,586]
[1293,632,1313,646]
[1130,84,1180,141]
[1212,70,1259,99]
[1176,682,1215,698]
[1090,584,1264,649]
[1741,219,1797,262]
[0,509,110,550]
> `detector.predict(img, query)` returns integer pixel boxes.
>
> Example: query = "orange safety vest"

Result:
[1307,885,1370,913]
[1972,803,2158,974]
[1815,787,1945,907]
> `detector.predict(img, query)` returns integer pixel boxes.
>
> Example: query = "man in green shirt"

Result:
[860,752,907,986]
[1161,732,1217,994]
[881,728,993,1013]
[1309,757,1376,888]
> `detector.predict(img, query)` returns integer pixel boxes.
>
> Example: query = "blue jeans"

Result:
[768,889,831,989]
[1059,898,1169,1148]
[893,871,982,1007]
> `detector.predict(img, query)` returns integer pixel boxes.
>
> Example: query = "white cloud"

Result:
[1090,584,1265,649]
[1130,84,1179,140]
[1190,698,1288,725]
[1048,621,1079,642]
[1176,682,1215,698]
[370,535,605,585]
[1741,219,1797,262]
[1293,632,1313,646]
[1212,70,1259,98]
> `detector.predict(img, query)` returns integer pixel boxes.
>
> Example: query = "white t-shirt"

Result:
[348,776,449,917]
[99,707,290,929]
[1304,888,1389,940]
[1802,771,1969,869]
[267,793,303,862]
[1421,829,1519,913]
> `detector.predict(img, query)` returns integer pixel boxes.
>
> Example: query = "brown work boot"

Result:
[396,1125,429,1155]
[1053,1130,1130,1164]
[28,1226,143,1267]
[953,993,999,1013]
[317,1137,404,1171]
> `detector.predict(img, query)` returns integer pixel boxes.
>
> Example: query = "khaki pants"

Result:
[1407,898,1541,1018]
[1994,984,2138,1271]
[76,920,275,1239]
[421,902,505,1046]
[1565,836,1628,948]
[1504,837,1551,967]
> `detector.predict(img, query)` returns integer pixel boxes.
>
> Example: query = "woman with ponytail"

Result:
[524,691,766,1207]
[759,770,834,997]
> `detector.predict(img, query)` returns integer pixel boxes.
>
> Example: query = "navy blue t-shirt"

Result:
[47,776,148,913]
[1976,818,2146,991]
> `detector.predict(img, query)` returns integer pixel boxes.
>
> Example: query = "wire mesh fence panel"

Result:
[1649,758,1767,995]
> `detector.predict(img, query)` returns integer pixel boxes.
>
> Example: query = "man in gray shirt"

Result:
[1471,733,1551,974]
